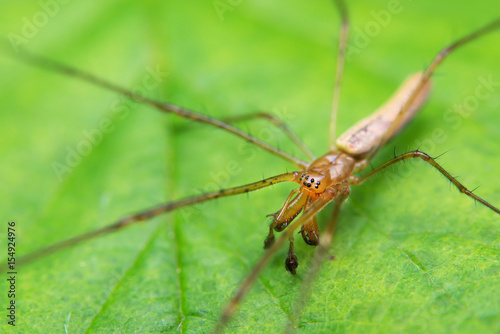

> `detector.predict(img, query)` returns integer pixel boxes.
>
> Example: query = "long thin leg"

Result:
[351,150,500,214]
[329,0,349,149]
[13,50,309,169]
[222,111,316,160]
[366,18,500,161]
[16,172,299,266]
[287,189,349,330]
[215,187,338,333]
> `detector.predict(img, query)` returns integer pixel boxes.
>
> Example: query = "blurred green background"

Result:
[1,0,499,333]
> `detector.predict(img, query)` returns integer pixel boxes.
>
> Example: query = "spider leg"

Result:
[351,150,500,214]
[16,172,300,266]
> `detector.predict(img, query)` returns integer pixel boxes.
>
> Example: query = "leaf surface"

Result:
[1,1,499,333]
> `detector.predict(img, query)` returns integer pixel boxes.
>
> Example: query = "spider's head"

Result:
[298,172,328,194]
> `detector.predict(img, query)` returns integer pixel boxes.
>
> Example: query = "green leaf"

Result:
[1,1,499,333]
